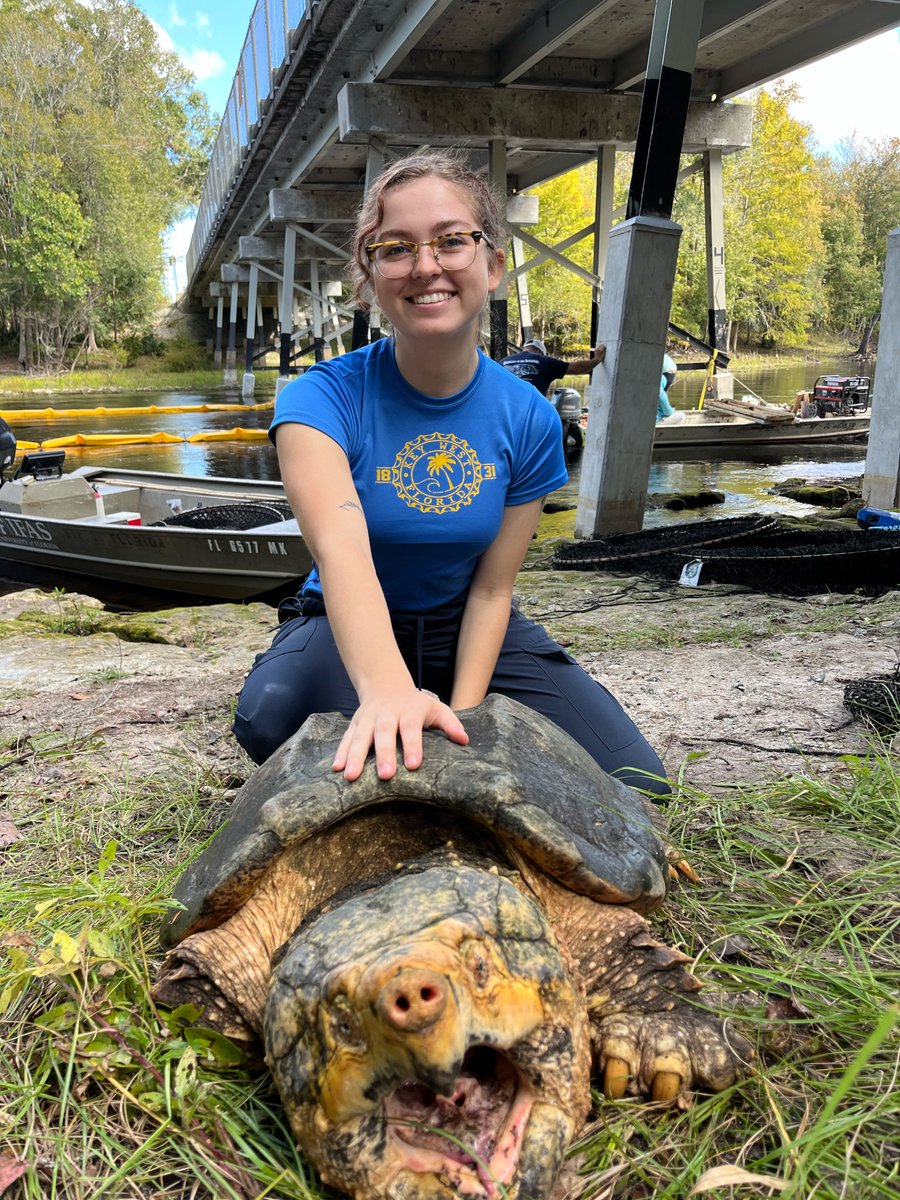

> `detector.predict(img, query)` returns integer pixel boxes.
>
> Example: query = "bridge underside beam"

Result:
[336,83,752,154]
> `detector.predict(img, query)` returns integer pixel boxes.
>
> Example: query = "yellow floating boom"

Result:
[13,428,271,453]
[1,401,274,421]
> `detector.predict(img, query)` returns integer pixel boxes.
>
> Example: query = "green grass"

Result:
[1,734,898,1198]
[0,368,264,396]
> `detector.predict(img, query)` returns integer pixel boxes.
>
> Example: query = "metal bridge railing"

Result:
[186,0,313,288]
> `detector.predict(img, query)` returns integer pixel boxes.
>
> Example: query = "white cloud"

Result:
[149,17,175,53]
[148,15,225,84]
[168,3,186,28]
[180,47,227,81]
[195,12,210,32]
[779,29,900,154]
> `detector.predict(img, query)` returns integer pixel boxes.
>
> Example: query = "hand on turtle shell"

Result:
[332,683,469,781]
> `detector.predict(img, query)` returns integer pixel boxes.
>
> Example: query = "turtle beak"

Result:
[373,965,463,1094]
[333,958,469,1112]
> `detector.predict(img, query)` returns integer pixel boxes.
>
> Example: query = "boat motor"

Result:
[550,386,584,450]
[0,417,16,481]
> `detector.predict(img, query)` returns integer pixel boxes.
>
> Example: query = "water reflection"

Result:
[1,365,870,528]
[3,388,281,481]
[665,355,874,410]
[560,441,864,528]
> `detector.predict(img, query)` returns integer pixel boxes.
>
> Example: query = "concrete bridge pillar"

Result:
[276,225,297,397]
[577,0,703,537]
[511,234,532,344]
[488,138,508,359]
[575,217,681,536]
[224,280,239,386]
[324,281,345,355]
[863,226,900,509]
[703,148,728,353]
[213,293,224,368]
[352,138,387,350]
[591,144,616,348]
[242,262,260,399]
[310,258,326,362]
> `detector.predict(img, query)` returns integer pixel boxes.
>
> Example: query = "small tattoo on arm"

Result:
[339,500,363,514]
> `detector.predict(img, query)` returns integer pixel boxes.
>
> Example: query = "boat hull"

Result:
[653,412,870,448]
[0,466,310,604]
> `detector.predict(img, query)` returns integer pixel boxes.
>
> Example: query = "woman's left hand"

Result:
[332,685,469,782]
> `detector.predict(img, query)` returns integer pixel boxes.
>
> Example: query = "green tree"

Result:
[721,85,823,349]
[510,167,598,354]
[0,0,215,370]
[825,137,900,352]
[817,158,879,343]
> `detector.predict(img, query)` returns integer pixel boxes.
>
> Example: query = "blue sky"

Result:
[138,0,245,118]
[142,3,899,280]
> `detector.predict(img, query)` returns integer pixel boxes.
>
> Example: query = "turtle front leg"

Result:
[583,915,753,1103]
[511,863,753,1103]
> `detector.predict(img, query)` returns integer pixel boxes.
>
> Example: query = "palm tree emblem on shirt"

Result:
[388,433,487,514]
[428,452,455,487]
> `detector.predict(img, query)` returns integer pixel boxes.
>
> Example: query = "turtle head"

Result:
[265,864,591,1199]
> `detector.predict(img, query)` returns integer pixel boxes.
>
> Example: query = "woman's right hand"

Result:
[333,684,469,782]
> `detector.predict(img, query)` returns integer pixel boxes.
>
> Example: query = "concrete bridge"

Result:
[186,0,900,530]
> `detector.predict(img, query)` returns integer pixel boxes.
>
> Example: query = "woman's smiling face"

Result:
[370,175,505,348]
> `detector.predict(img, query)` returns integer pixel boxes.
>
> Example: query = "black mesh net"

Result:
[552,516,785,569]
[155,502,294,531]
[844,666,900,737]
[552,519,900,593]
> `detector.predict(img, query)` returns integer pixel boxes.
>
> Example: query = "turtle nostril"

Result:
[378,970,448,1032]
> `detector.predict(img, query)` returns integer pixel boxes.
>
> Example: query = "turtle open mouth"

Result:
[383,1046,533,1197]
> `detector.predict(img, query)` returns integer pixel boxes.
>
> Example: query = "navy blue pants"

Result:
[233,597,669,799]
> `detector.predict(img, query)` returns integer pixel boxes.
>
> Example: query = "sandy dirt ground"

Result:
[2,571,897,806]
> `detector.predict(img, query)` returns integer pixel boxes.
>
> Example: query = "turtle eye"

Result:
[464,944,491,989]
[328,995,366,1048]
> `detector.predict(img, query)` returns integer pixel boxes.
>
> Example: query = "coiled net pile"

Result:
[552,518,900,592]
[156,502,294,530]
[843,665,900,737]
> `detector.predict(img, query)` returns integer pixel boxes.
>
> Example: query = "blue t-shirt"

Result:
[271,339,567,612]
[500,350,569,397]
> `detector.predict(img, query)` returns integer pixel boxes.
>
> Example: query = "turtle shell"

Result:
[162,694,669,948]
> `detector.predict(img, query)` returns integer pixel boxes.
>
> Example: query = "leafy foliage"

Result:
[0,0,215,371]
[510,85,894,354]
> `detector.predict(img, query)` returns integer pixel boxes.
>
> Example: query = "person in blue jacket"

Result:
[657,353,677,421]
[232,151,667,799]
[657,376,675,421]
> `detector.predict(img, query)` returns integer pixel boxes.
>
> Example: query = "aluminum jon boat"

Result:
[652,408,870,449]
[0,450,311,605]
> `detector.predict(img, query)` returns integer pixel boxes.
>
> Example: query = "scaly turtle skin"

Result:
[154,695,751,1200]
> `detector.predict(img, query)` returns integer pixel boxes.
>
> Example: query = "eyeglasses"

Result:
[364,231,489,278]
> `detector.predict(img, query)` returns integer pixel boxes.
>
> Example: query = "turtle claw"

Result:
[602,1055,689,1106]
[669,856,700,883]
[650,1071,682,1104]
[602,1056,630,1099]
[595,1011,752,1104]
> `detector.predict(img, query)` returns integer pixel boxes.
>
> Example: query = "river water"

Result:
[0,356,873,528]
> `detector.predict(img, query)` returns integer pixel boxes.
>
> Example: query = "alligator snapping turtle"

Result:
[154,695,750,1200]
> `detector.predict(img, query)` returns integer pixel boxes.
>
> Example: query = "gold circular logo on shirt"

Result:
[393,433,484,514]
